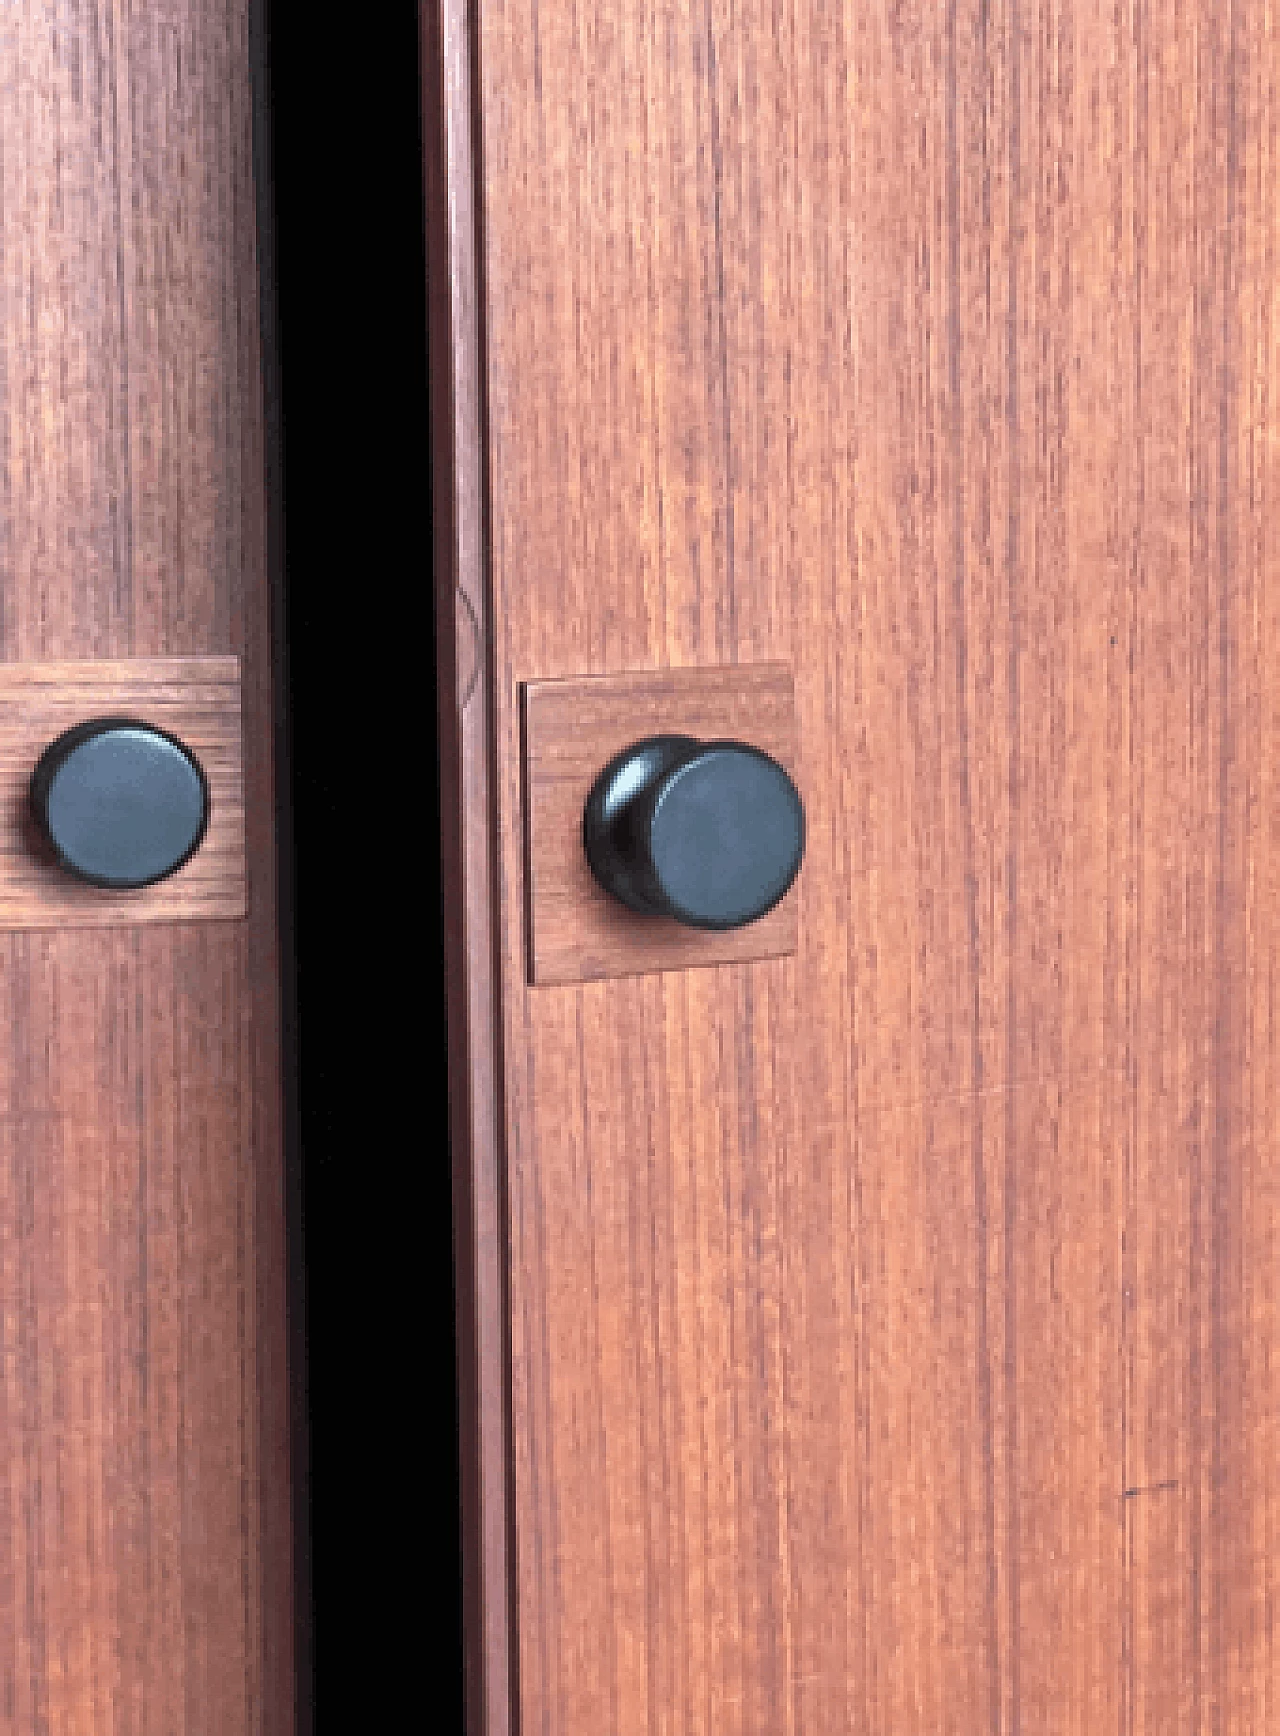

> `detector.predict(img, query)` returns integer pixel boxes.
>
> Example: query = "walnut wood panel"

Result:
[0,5,292,1733]
[422,0,516,1732]
[523,664,797,985]
[0,657,245,928]
[430,0,1280,1730]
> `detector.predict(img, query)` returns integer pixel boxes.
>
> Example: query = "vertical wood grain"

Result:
[0,3,291,1732]
[422,1,515,1732]
[432,0,1280,1729]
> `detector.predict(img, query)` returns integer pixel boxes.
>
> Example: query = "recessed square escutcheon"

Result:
[0,657,245,928]
[522,664,799,986]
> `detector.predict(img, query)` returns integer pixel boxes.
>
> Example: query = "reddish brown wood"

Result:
[0,657,245,927]
[421,3,516,1735]
[0,5,292,1732]
[429,0,1280,1731]
[523,664,798,985]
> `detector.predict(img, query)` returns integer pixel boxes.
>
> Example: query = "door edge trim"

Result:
[421,6,518,1735]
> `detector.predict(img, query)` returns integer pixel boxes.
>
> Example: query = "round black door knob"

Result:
[30,718,211,889]
[583,734,805,930]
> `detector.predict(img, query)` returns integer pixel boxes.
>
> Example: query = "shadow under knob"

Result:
[583,734,804,931]
[30,718,211,889]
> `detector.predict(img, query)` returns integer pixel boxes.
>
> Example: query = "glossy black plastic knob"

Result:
[583,735,805,930]
[30,718,211,889]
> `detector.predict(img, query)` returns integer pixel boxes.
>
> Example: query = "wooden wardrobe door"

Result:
[0,6,294,1731]
[427,1,1280,1731]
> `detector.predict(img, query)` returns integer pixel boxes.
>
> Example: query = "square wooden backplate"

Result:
[522,664,798,985]
[0,656,246,928]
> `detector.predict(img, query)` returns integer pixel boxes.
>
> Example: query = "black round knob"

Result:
[583,735,805,930]
[29,718,211,890]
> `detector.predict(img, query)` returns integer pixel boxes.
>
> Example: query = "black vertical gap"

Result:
[250,3,458,1726]
[246,7,310,1733]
